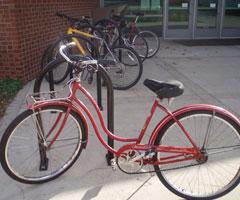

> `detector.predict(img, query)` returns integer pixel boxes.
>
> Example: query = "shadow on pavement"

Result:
[175,39,240,46]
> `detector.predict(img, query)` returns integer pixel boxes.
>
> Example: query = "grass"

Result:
[0,79,22,118]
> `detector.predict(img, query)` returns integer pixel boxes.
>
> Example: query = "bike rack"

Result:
[47,67,114,165]
[46,34,115,166]
[101,28,124,165]
[96,72,114,165]
[99,35,116,165]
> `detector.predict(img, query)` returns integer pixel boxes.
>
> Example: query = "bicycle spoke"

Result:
[2,106,84,183]
[154,110,240,199]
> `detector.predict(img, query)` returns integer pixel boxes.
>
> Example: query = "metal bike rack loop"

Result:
[96,72,114,165]
[98,34,115,165]
[46,65,114,165]
[42,33,115,166]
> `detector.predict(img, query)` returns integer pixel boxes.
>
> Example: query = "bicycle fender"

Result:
[28,100,89,148]
[148,104,240,145]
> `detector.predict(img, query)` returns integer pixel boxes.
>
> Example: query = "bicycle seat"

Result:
[133,12,144,17]
[143,79,184,98]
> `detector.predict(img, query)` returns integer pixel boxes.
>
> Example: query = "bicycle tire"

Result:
[0,105,87,184]
[34,55,89,97]
[138,30,160,58]
[40,41,73,84]
[40,43,53,68]
[94,19,120,47]
[40,33,100,85]
[131,33,148,61]
[153,109,240,199]
[103,45,143,90]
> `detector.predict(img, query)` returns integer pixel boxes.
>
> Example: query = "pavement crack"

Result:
[126,174,154,200]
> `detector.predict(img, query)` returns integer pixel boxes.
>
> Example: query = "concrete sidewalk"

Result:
[0,40,240,200]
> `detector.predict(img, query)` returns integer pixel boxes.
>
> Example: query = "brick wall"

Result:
[0,0,99,81]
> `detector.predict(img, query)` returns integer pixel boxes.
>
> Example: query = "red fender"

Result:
[148,104,240,145]
[29,100,89,148]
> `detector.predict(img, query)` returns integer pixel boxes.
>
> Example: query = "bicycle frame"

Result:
[30,79,240,166]
[67,27,95,55]
[67,27,118,63]
[122,15,139,40]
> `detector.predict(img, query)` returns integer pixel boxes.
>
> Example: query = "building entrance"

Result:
[164,0,240,39]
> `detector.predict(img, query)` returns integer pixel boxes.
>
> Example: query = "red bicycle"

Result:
[0,44,239,200]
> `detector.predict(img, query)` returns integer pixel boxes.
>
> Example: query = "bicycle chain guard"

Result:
[116,149,144,173]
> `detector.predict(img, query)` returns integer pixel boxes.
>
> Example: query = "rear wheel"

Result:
[34,55,95,100]
[41,41,72,84]
[0,105,86,184]
[40,33,98,85]
[153,109,240,199]
[104,46,143,90]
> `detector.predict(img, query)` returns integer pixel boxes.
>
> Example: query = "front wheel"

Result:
[153,109,240,199]
[0,105,86,184]
[104,46,143,90]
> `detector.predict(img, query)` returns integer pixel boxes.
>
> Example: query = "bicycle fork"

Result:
[32,106,72,171]
[32,110,49,171]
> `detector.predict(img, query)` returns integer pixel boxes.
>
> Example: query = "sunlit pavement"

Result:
[0,40,240,200]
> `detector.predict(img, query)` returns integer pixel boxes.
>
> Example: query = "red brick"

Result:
[0,0,99,81]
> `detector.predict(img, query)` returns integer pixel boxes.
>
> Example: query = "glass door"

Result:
[164,0,194,39]
[195,0,222,38]
[105,0,163,36]
[221,0,240,37]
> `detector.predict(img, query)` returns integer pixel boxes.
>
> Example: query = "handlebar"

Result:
[111,11,144,25]
[59,42,76,64]
[56,12,91,25]
[59,42,97,65]
[59,42,116,68]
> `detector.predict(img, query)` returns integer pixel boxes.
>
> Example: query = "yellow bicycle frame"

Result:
[67,27,96,56]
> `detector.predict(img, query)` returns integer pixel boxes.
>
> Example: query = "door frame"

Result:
[163,0,195,39]
[194,0,223,39]
[163,0,240,39]
[221,0,240,38]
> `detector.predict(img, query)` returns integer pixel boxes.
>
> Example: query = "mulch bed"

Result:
[0,79,22,118]
[0,98,11,118]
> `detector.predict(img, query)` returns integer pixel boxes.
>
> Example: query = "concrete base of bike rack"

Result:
[1,40,240,200]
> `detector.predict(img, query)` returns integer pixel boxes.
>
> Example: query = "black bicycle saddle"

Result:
[144,79,184,98]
